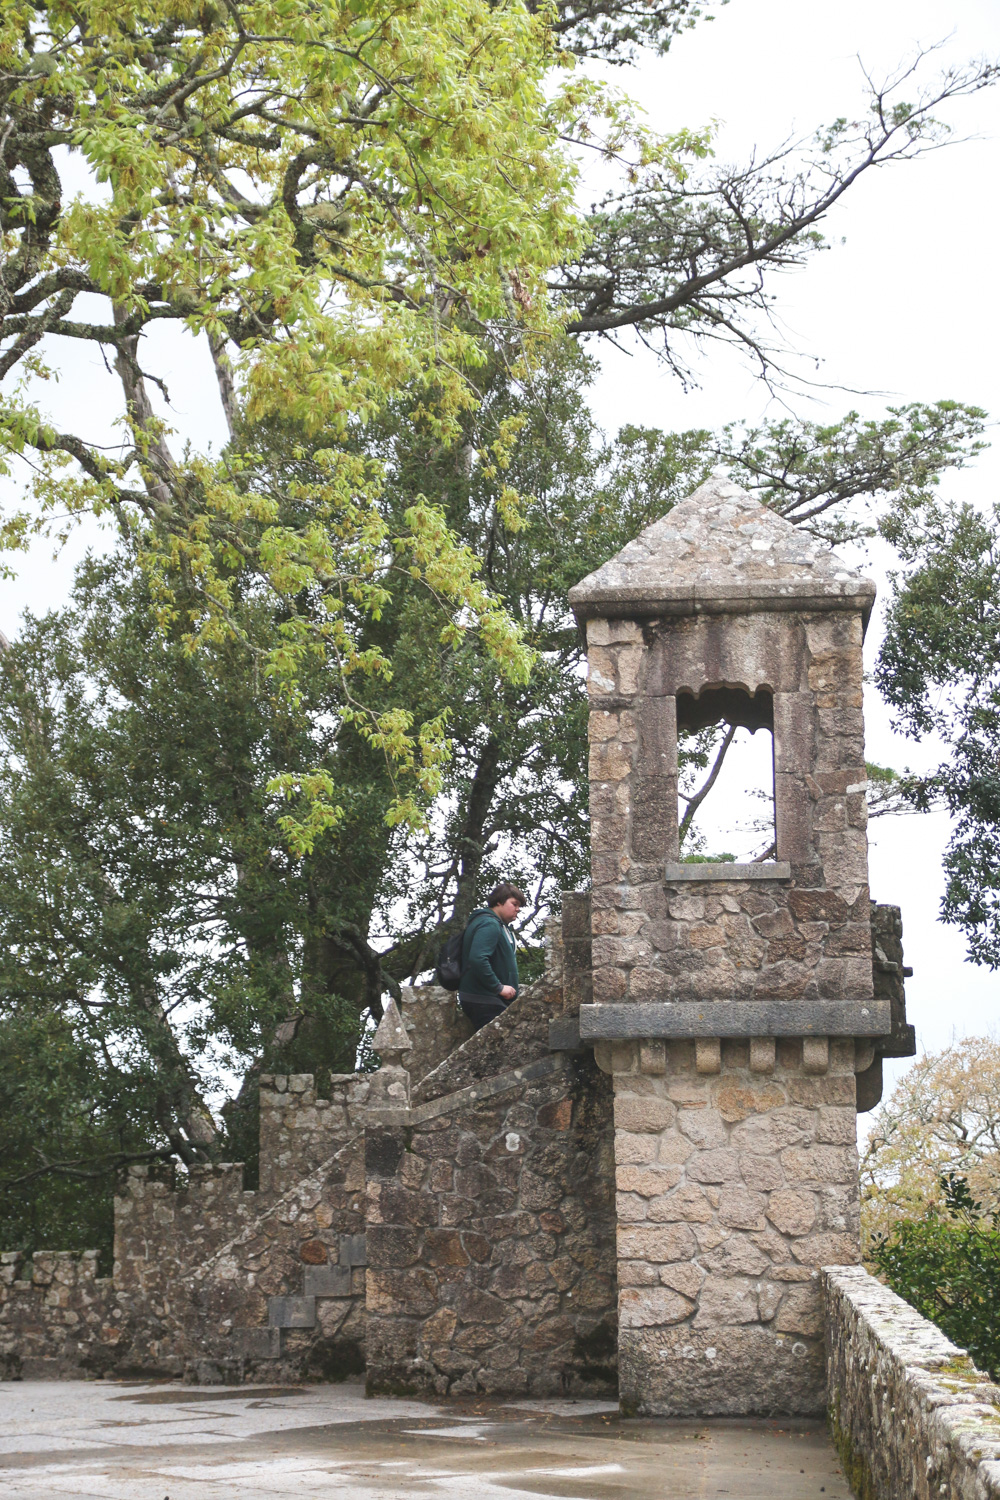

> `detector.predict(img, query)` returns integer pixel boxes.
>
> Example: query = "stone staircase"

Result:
[266,1231,367,1336]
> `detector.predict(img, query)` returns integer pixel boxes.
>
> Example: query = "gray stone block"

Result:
[233,1326,283,1359]
[339,1233,367,1267]
[304,1264,352,1297]
[548,1017,583,1052]
[267,1295,316,1329]
[663,861,792,883]
[579,1000,891,1041]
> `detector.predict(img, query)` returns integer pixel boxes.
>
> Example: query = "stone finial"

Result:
[373,998,411,1066]
[369,998,412,1107]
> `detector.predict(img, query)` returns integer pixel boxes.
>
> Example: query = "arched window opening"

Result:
[676,687,776,863]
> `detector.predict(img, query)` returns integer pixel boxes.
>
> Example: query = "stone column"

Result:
[606,1035,859,1415]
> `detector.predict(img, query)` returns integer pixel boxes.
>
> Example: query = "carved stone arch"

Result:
[674,683,774,734]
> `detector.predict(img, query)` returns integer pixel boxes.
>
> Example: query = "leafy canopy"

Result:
[0,0,699,831]
[877,500,1000,965]
[860,1037,1000,1247]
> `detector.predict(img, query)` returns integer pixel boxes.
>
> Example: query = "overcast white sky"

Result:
[1,0,997,1094]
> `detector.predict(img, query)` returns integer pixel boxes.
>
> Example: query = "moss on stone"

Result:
[828,1394,877,1500]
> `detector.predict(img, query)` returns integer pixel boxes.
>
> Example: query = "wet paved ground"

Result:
[0,1380,853,1499]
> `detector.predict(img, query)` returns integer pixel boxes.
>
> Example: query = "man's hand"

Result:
[500,985,516,1001]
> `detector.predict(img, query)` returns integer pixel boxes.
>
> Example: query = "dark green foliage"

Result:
[869,1174,1000,1381]
[876,500,1000,966]
[0,1008,131,1268]
[542,0,718,63]
[0,557,388,1238]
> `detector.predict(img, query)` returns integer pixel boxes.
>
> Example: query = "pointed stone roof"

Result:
[569,477,875,627]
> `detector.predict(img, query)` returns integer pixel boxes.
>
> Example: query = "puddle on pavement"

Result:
[111,1386,303,1405]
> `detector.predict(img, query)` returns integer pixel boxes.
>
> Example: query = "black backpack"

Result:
[435,927,465,990]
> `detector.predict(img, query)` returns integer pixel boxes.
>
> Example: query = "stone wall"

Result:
[111,1072,371,1382]
[0,1251,120,1379]
[415,980,556,1104]
[0,952,612,1389]
[397,984,474,1085]
[257,1071,369,1193]
[0,1072,372,1383]
[586,608,873,1009]
[612,1036,859,1416]
[825,1265,1000,1499]
[365,1048,617,1398]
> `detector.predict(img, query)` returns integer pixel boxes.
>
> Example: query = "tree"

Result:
[876,500,1000,966]
[539,0,722,65]
[0,341,985,1206]
[0,1004,150,1268]
[0,0,621,834]
[557,57,1000,385]
[0,549,405,1177]
[860,1038,1000,1248]
[0,0,992,848]
[2,0,997,1241]
[869,1173,1000,1381]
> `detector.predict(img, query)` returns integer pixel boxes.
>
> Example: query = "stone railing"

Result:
[824,1265,1000,1499]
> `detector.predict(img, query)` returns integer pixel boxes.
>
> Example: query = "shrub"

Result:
[869,1174,1000,1381]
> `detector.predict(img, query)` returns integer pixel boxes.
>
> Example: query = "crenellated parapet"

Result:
[258,1072,371,1194]
[0,1249,120,1379]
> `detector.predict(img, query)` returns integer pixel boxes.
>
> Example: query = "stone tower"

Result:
[569,476,891,1416]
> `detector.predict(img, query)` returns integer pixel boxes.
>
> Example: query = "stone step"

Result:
[233,1327,283,1358]
[303,1264,351,1297]
[267,1295,316,1329]
[340,1233,367,1267]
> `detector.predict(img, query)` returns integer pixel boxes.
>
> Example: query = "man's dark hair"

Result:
[487,883,527,908]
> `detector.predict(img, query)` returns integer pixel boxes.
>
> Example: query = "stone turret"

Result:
[569,477,895,1417]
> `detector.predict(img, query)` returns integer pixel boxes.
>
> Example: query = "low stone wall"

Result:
[397,985,474,1084]
[825,1265,1000,1499]
[0,1074,371,1383]
[112,1074,371,1382]
[0,1251,121,1379]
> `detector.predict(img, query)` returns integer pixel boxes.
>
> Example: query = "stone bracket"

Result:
[579,999,890,1040]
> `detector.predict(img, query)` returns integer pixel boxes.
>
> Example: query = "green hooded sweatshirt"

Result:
[459,908,519,1002]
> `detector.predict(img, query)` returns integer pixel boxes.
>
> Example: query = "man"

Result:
[458,883,526,1032]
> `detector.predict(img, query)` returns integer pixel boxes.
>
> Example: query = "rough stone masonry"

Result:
[1,476,917,1418]
[568,476,913,1416]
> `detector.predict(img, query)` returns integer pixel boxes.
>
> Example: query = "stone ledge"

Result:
[267,1295,316,1329]
[579,1000,890,1040]
[664,861,792,883]
[569,582,876,621]
[824,1265,1000,1499]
